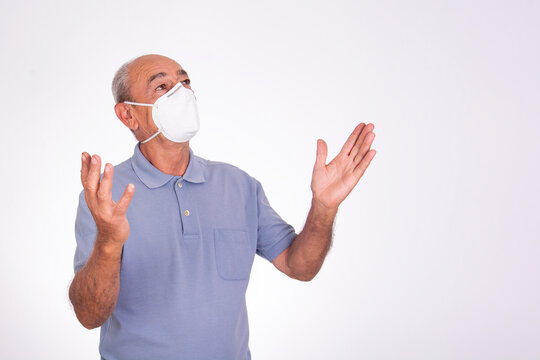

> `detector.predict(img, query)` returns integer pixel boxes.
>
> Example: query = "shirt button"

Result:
[177,182,183,188]
[184,210,190,216]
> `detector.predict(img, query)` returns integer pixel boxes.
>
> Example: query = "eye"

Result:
[155,83,167,91]
[182,79,191,86]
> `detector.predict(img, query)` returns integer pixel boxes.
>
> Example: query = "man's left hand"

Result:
[311,122,376,210]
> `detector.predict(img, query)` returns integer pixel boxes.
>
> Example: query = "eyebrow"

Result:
[148,69,189,84]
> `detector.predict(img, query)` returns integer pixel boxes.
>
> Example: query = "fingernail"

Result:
[104,164,110,172]
[128,184,134,191]
[91,156,97,165]
[81,153,86,161]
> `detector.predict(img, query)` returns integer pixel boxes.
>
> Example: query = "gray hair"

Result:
[112,58,134,104]
[112,58,140,140]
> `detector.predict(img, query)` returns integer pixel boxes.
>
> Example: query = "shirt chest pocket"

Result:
[213,229,254,280]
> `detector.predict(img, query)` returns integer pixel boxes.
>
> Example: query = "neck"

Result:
[139,137,190,176]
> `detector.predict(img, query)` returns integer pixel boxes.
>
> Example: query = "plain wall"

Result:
[0,0,538,359]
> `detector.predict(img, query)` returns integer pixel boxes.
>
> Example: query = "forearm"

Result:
[69,237,122,329]
[287,198,338,281]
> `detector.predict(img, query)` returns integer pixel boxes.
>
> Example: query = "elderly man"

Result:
[69,54,376,360]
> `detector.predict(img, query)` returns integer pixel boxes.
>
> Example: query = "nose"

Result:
[179,81,192,92]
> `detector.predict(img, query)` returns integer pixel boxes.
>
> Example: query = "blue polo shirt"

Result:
[73,143,297,360]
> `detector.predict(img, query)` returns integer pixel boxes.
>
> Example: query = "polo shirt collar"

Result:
[130,143,206,189]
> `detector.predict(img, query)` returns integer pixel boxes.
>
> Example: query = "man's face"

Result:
[127,55,192,140]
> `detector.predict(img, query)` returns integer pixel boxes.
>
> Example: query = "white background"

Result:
[1,0,539,359]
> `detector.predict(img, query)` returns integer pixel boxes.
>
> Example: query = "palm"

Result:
[80,153,135,246]
[311,123,376,209]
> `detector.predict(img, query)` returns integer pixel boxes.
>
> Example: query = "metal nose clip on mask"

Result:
[124,82,200,144]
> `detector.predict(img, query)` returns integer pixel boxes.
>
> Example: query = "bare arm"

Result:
[272,199,337,281]
[272,123,376,281]
[69,152,134,329]
[69,238,122,329]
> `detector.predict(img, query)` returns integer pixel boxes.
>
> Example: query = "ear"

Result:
[114,103,139,131]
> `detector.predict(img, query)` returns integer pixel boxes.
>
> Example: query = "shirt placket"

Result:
[174,178,201,239]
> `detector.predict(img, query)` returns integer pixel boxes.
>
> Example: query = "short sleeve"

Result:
[73,189,98,273]
[254,180,297,262]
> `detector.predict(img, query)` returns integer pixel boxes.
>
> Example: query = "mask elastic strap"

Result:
[141,130,161,144]
[124,101,153,107]
[124,101,160,143]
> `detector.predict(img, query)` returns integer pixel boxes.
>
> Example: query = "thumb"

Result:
[315,139,327,169]
[116,183,135,213]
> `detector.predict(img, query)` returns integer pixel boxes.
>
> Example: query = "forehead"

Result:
[128,56,186,88]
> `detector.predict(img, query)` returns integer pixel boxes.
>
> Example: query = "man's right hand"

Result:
[81,152,135,253]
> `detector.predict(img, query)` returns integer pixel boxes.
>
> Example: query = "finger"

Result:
[116,184,135,214]
[353,132,376,164]
[97,163,114,201]
[80,152,90,188]
[315,139,328,168]
[85,155,102,203]
[353,149,376,178]
[349,123,374,159]
[340,123,365,156]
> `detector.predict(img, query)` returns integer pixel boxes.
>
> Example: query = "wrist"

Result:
[311,197,339,215]
[95,235,124,260]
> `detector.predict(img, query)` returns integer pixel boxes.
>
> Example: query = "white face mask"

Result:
[124,82,200,144]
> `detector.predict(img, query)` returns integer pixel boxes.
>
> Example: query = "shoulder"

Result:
[197,155,259,189]
[113,157,134,178]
